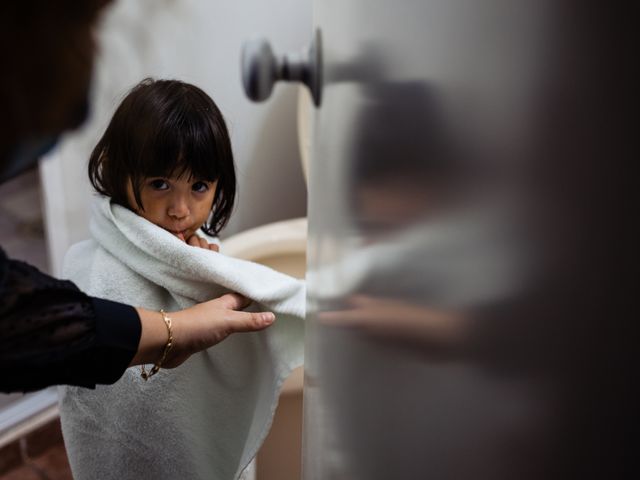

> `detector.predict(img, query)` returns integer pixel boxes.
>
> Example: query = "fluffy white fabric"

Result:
[58,196,305,480]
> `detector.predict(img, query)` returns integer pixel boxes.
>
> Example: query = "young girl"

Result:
[58,79,305,480]
[88,78,235,248]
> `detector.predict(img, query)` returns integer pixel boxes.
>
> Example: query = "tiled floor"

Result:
[0,420,73,480]
[1,443,72,480]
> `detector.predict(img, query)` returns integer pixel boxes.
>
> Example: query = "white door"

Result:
[303,1,630,479]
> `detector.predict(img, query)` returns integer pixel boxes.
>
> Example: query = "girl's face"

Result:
[126,173,217,241]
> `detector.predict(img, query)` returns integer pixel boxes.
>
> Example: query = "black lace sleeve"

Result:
[0,247,141,393]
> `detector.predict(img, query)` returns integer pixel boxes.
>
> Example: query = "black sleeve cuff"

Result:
[88,297,141,385]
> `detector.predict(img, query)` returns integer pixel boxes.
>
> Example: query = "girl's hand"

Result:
[186,234,219,252]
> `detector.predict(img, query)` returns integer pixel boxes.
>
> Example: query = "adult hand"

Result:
[131,293,273,368]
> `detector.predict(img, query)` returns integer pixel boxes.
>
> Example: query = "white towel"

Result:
[58,196,305,480]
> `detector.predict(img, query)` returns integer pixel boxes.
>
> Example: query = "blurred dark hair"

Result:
[0,0,111,168]
[88,78,236,236]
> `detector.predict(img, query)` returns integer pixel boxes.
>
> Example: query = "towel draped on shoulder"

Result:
[58,196,305,480]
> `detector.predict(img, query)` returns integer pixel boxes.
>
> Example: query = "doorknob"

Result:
[241,29,322,107]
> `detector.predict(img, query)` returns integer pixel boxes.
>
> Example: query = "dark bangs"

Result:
[88,78,236,236]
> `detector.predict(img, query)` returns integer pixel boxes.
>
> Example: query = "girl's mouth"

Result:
[166,228,188,241]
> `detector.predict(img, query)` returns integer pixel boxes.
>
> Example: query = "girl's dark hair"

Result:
[88,78,235,236]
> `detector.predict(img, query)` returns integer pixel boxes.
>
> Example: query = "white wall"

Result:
[41,0,311,276]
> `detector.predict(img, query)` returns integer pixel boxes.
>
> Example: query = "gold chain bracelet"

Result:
[141,309,173,381]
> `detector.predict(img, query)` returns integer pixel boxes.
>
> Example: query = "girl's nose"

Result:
[168,196,190,219]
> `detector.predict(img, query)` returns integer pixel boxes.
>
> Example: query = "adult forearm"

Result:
[129,294,275,370]
[0,249,140,392]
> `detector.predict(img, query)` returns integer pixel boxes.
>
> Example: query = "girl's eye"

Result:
[149,179,169,190]
[192,181,209,193]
